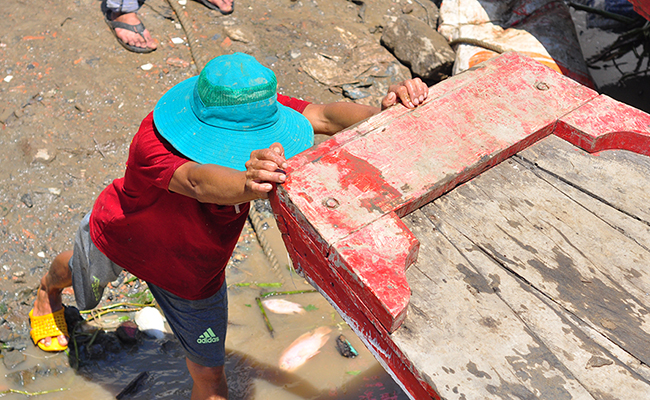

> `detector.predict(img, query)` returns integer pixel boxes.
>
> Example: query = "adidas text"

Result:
[197,328,220,344]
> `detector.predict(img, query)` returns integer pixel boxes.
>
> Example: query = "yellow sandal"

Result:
[29,308,69,352]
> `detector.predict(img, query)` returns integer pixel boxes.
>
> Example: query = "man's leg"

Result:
[147,282,230,399]
[186,358,228,400]
[32,250,73,348]
[105,0,157,52]
[32,212,124,349]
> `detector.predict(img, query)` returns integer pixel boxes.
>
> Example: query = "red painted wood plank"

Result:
[273,52,599,334]
[329,212,419,332]
[555,94,650,156]
[272,200,439,400]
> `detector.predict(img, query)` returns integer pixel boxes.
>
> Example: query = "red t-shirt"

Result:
[89,94,310,300]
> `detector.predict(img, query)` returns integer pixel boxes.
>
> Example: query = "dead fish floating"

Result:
[279,326,331,372]
[262,298,305,315]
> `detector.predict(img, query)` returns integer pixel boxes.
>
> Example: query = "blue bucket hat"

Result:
[153,53,313,170]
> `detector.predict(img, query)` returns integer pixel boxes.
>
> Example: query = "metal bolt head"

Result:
[324,197,340,209]
[535,81,550,91]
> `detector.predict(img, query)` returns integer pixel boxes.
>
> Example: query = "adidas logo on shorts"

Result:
[197,328,220,344]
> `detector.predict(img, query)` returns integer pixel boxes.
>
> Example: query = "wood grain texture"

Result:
[395,210,595,400]
[400,136,650,398]
[273,52,599,334]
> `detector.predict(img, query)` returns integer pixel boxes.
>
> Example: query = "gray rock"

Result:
[2,349,26,369]
[0,324,12,342]
[20,193,33,208]
[6,365,38,386]
[381,15,455,83]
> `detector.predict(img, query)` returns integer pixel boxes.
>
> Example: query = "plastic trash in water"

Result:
[135,307,166,339]
[336,334,359,358]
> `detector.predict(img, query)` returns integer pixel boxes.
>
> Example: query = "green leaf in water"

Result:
[346,370,361,376]
[256,282,282,288]
[244,304,252,307]
[303,304,318,311]
[118,315,130,322]
[234,283,251,287]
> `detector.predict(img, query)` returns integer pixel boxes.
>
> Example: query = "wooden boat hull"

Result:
[270,52,650,399]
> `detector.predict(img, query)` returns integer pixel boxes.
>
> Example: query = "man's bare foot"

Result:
[108,12,157,52]
[205,0,234,14]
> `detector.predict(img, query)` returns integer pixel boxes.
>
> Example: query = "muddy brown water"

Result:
[1,0,648,398]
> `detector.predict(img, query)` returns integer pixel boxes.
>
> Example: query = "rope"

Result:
[248,202,286,283]
[164,0,212,71]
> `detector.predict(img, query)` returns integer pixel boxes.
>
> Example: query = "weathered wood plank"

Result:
[271,52,650,398]
[556,94,650,157]
[518,134,650,231]
[395,210,595,400]
[420,139,650,368]
[414,208,650,399]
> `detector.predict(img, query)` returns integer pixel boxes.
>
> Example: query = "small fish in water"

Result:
[279,326,332,372]
[262,298,305,315]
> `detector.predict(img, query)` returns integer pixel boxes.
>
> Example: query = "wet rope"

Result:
[164,0,285,282]
[248,202,286,283]
[164,0,211,71]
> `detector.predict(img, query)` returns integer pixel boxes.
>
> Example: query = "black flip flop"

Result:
[104,15,156,54]
[196,0,234,15]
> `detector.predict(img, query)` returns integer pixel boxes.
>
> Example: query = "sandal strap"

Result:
[29,309,68,343]
[108,20,147,38]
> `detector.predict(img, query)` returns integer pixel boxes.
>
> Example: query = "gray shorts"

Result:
[70,212,228,367]
[70,213,124,311]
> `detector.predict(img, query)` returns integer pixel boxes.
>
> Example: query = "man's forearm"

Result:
[304,102,380,136]
[323,102,380,134]
[170,162,259,205]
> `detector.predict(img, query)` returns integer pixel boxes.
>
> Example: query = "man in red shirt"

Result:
[29,52,428,400]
